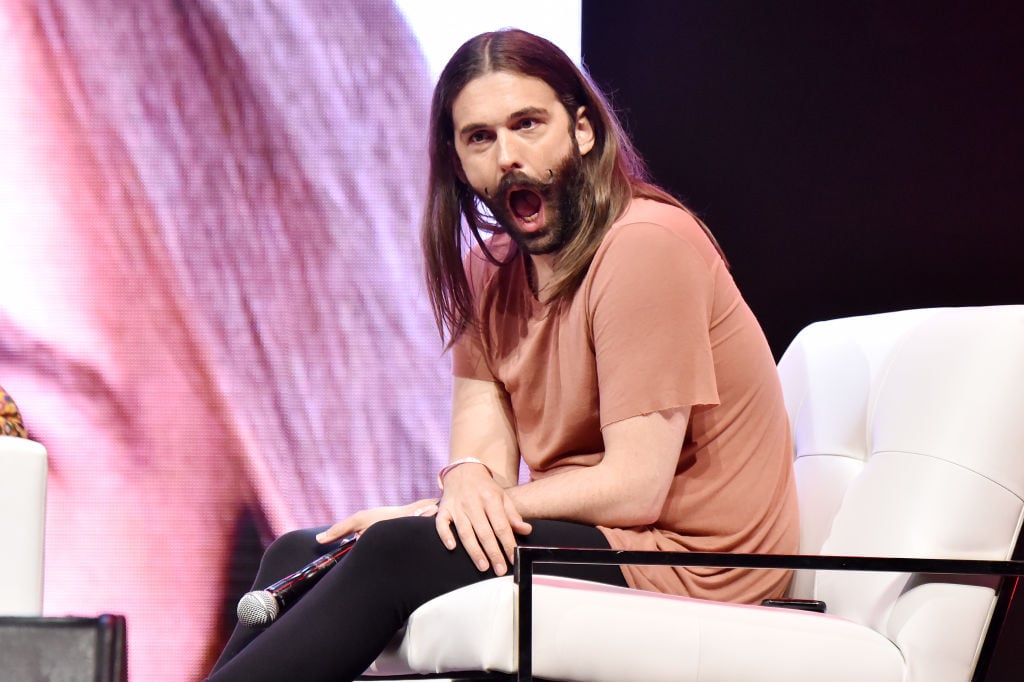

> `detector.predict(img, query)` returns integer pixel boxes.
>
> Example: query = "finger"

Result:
[477,523,508,576]
[316,505,397,544]
[493,499,529,563]
[316,518,355,544]
[452,510,495,573]
[482,505,518,574]
[410,501,439,517]
[435,510,458,551]
[488,526,515,574]
[504,501,533,536]
[468,500,512,576]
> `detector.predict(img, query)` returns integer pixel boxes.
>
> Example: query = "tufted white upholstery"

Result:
[0,436,48,616]
[364,306,1024,681]
[777,305,1024,681]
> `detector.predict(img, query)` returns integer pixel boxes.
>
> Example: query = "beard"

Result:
[481,145,586,256]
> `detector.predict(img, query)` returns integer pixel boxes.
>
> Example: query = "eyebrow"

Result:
[458,106,551,138]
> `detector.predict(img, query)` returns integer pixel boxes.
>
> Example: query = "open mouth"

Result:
[508,188,543,229]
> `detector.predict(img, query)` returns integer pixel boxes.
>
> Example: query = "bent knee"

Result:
[351,516,438,563]
[259,527,327,578]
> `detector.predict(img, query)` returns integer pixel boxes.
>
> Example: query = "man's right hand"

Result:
[434,463,532,577]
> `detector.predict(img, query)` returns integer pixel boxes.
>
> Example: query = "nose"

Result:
[495,130,522,174]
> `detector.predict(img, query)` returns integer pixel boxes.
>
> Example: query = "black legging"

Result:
[208,516,626,681]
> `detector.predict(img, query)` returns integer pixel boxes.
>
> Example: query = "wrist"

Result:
[438,457,494,491]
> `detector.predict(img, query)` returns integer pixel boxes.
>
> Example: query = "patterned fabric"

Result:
[1,385,28,438]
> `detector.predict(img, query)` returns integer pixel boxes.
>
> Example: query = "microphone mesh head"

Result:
[237,590,280,627]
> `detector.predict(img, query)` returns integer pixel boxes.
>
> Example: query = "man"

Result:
[209,28,798,681]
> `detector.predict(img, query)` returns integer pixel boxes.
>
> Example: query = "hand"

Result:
[315,498,439,544]
[435,463,532,577]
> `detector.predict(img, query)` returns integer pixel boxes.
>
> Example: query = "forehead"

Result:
[451,71,564,129]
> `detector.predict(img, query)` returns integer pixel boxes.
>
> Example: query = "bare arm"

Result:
[322,380,688,575]
[317,377,526,563]
[446,376,521,486]
[439,376,689,573]
[434,377,532,576]
[507,406,690,527]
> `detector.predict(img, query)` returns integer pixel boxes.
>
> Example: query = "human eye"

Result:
[466,129,492,145]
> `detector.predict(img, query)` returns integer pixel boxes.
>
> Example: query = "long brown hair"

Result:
[422,28,723,345]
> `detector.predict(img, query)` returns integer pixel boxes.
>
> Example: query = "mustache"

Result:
[485,169,555,199]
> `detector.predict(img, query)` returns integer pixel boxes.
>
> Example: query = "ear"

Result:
[574,106,596,156]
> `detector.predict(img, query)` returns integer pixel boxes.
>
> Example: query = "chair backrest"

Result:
[777,305,1024,682]
[0,436,48,616]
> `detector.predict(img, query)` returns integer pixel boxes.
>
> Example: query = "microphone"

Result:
[236,534,358,627]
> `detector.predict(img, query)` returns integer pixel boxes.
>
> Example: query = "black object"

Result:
[0,614,127,682]
[761,598,827,613]
[236,533,358,627]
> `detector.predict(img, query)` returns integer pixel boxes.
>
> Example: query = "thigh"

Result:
[253,518,626,590]
[210,517,626,679]
[356,516,628,589]
[518,519,628,587]
[249,526,331,589]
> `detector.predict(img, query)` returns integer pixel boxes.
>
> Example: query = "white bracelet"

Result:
[437,457,494,491]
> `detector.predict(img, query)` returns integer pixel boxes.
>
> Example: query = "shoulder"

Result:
[463,232,518,290]
[595,199,722,269]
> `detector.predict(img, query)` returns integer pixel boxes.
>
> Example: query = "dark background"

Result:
[583,2,1023,678]
[582,1,1022,359]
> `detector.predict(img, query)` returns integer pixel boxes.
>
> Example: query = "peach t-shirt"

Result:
[452,198,799,603]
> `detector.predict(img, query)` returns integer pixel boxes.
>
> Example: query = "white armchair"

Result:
[362,305,1024,682]
[0,435,47,616]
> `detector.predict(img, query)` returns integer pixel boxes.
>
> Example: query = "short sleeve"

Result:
[588,221,721,426]
[452,322,495,380]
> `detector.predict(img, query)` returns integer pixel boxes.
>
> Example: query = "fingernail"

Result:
[477,559,489,571]
[494,563,506,576]
[446,539,456,550]
[315,533,325,543]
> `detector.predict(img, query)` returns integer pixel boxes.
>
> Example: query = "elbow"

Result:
[624,477,672,527]
[610,496,665,528]
[632,505,663,528]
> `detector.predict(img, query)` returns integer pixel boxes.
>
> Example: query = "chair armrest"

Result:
[511,547,1024,682]
[514,547,1024,576]
[0,436,48,616]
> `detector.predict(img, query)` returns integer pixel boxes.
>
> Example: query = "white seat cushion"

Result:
[366,575,904,682]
